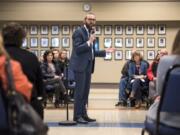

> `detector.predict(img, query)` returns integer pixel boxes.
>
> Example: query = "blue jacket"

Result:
[128,60,149,80]
[69,26,105,73]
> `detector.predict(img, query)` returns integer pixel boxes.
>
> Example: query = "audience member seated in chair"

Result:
[143,30,180,135]
[147,49,168,104]
[41,50,72,108]
[115,59,133,106]
[127,51,149,108]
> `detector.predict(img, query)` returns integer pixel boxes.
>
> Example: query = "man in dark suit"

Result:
[70,13,115,124]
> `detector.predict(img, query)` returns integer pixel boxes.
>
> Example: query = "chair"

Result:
[142,64,180,135]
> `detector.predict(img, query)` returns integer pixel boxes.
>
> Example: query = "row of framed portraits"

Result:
[22,37,70,48]
[24,25,79,35]
[31,49,71,58]
[24,24,166,36]
[96,24,166,35]
[105,50,160,61]
[104,37,166,48]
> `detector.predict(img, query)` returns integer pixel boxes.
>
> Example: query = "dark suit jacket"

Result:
[70,26,106,73]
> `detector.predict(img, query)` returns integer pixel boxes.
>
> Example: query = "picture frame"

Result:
[136,38,144,48]
[147,25,155,35]
[136,50,144,57]
[30,37,38,48]
[114,38,123,48]
[22,38,28,48]
[30,25,38,35]
[94,37,99,51]
[51,37,60,48]
[125,50,132,60]
[31,50,39,57]
[114,50,123,60]
[72,25,80,33]
[62,37,70,48]
[104,38,112,48]
[104,52,112,60]
[125,25,133,35]
[125,38,133,48]
[158,37,166,48]
[147,37,155,48]
[136,25,144,35]
[62,25,70,35]
[95,25,101,35]
[51,25,59,35]
[23,25,28,33]
[158,24,166,35]
[114,25,123,35]
[40,38,49,48]
[104,25,112,35]
[40,50,46,57]
[41,25,49,35]
[147,50,155,60]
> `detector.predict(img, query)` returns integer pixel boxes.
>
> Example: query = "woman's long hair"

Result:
[0,34,10,59]
[172,29,180,55]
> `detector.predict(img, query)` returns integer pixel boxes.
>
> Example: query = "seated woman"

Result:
[147,49,168,103]
[147,30,180,129]
[40,50,71,108]
[127,51,149,108]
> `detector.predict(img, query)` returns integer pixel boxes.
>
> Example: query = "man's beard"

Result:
[85,23,93,32]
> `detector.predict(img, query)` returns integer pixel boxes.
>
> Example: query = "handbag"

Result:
[5,58,48,135]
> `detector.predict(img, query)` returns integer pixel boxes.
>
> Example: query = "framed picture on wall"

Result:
[31,50,39,57]
[51,37,60,47]
[104,38,112,48]
[41,25,49,35]
[94,37,99,51]
[30,25,38,35]
[125,38,133,48]
[104,25,112,35]
[22,38,28,48]
[62,25,70,35]
[72,25,80,33]
[147,50,155,60]
[147,37,155,48]
[40,38,49,47]
[114,50,123,60]
[30,37,38,48]
[137,50,144,57]
[147,25,155,35]
[136,25,144,35]
[95,25,101,35]
[125,50,132,60]
[104,52,112,60]
[158,24,166,35]
[136,38,144,48]
[158,37,166,48]
[125,25,133,35]
[62,37,70,48]
[51,25,59,35]
[114,38,123,48]
[40,50,46,57]
[23,25,28,33]
[115,25,123,35]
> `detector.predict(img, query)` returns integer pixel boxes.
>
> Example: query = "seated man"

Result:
[115,60,132,106]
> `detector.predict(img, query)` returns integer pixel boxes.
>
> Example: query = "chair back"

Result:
[0,83,8,130]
